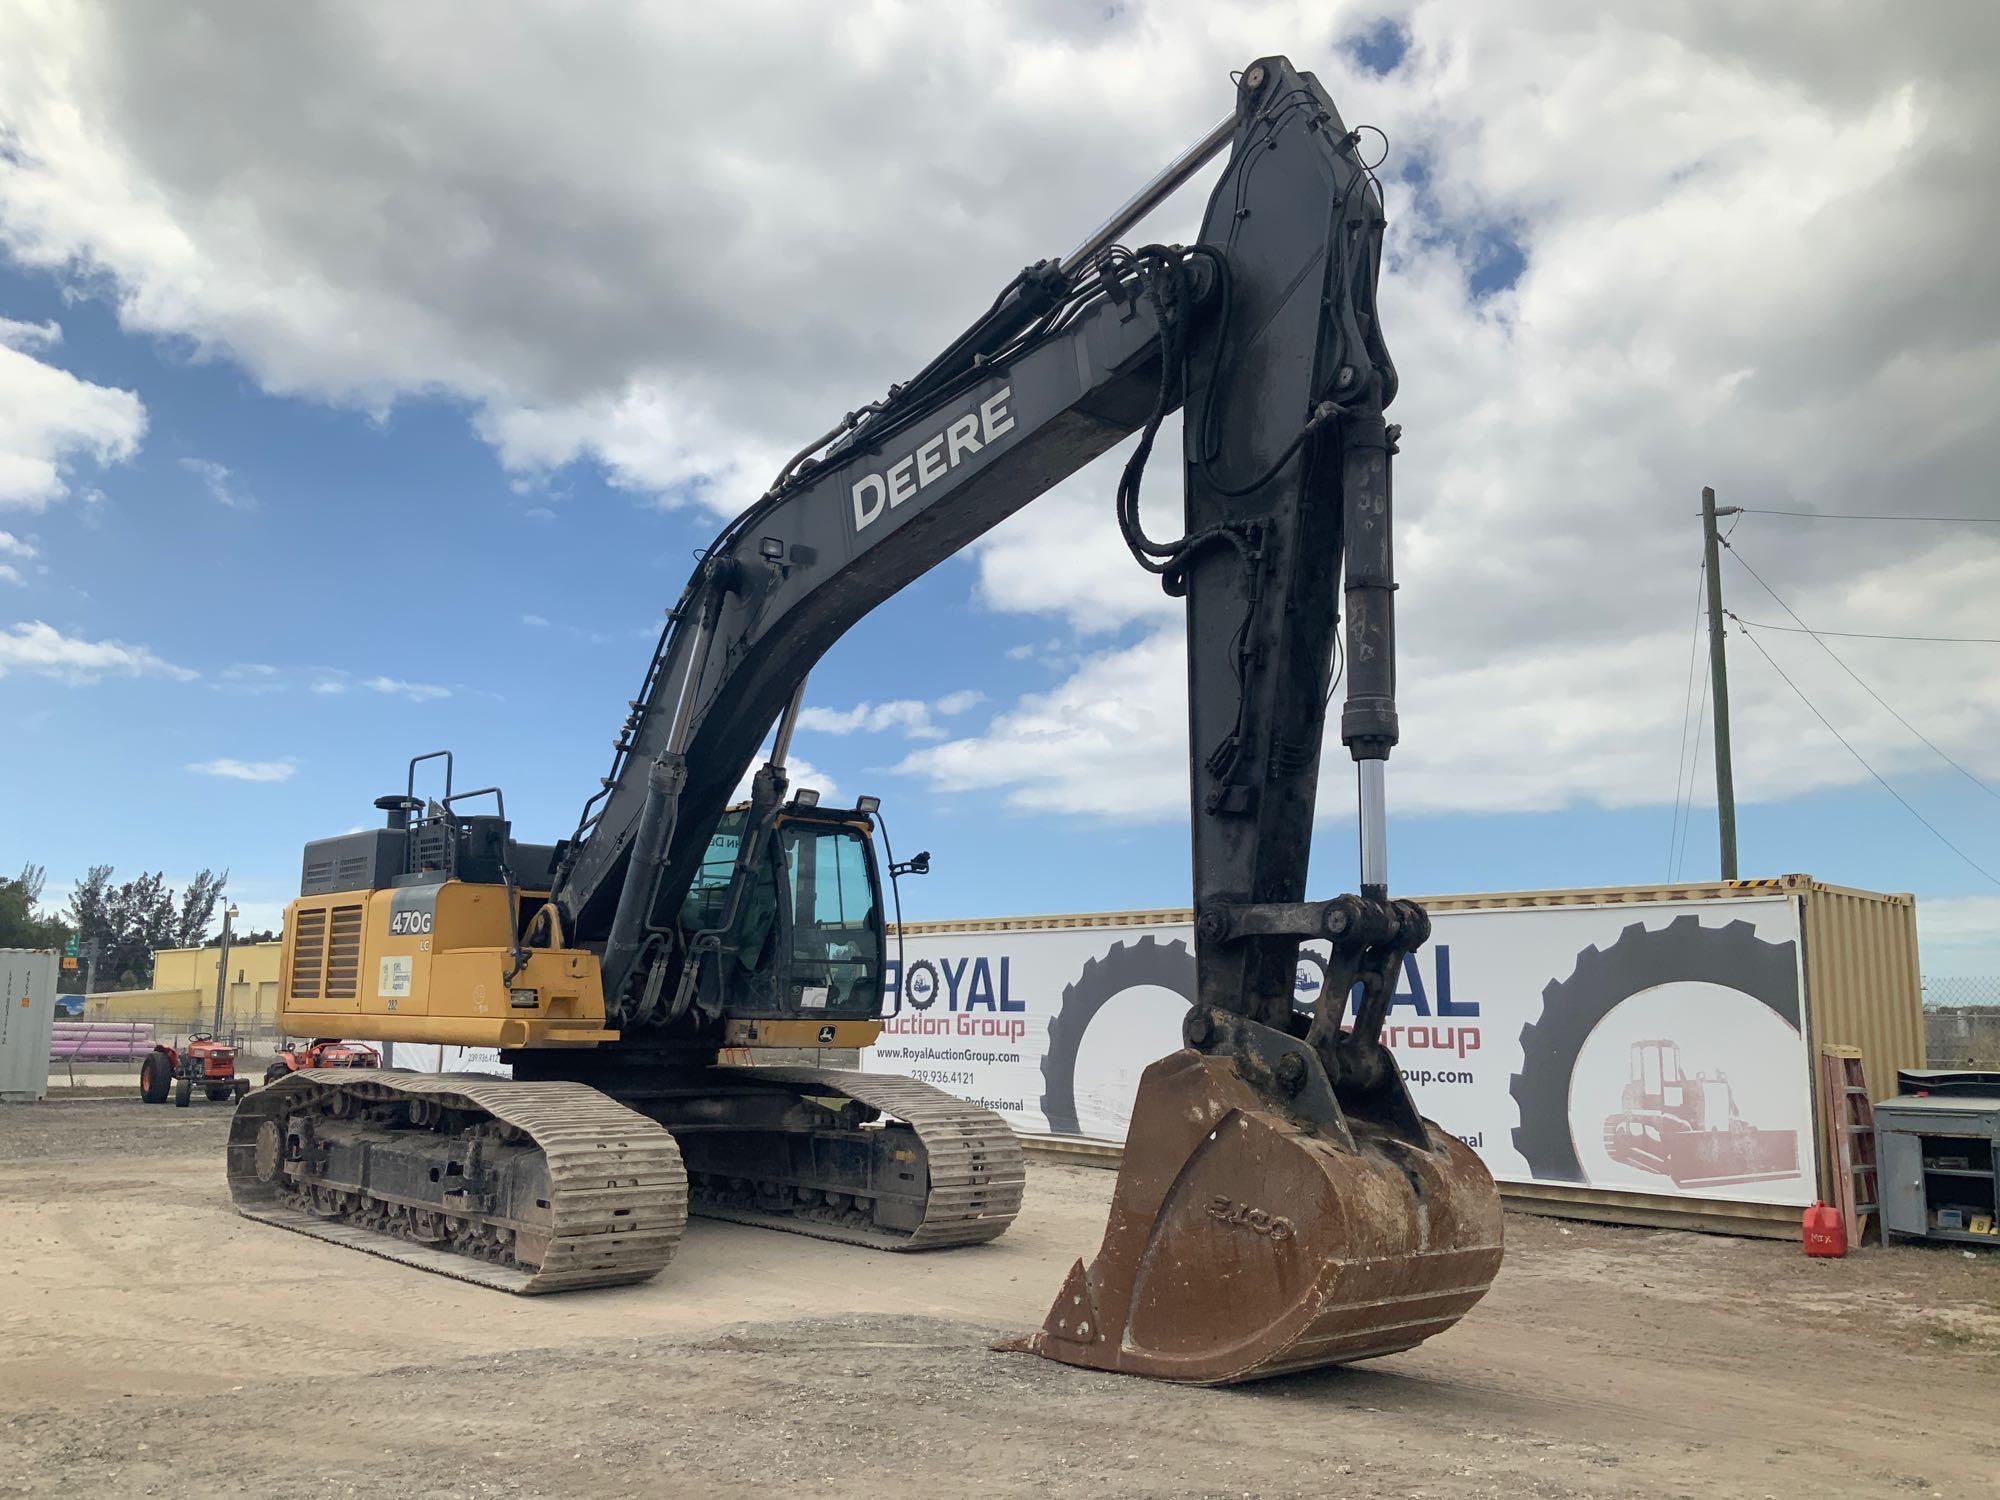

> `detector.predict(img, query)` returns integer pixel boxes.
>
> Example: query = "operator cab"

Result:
[678,798,889,1023]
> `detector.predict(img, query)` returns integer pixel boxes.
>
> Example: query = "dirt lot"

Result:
[1,1099,1995,1499]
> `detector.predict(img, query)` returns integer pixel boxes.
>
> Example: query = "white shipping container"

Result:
[0,949,59,1103]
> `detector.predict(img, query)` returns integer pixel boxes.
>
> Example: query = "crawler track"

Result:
[682,1066,1025,1251]
[228,1071,687,1293]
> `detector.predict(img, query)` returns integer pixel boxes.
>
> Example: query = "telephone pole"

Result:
[1700,486,1740,879]
[210,903,237,1036]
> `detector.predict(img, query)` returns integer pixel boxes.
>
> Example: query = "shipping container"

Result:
[872,875,1923,1237]
[1,949,59,1103]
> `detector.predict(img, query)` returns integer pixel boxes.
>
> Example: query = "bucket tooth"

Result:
[1035,1259,1104,1349]
[1006,1046,1503,1385]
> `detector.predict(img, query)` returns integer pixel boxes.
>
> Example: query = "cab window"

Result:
[680,808,749,935]
[782,823,881,1008]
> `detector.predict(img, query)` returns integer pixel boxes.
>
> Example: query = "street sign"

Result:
[62,935,79,958]
[61,956,77,971]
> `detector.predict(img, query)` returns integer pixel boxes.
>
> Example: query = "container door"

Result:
[1878,1128,1926,1236]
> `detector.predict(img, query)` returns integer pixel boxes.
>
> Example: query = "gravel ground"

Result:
[1,1098,1996,1499]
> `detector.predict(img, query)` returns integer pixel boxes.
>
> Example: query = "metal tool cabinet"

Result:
[1876,1071,2000,1246]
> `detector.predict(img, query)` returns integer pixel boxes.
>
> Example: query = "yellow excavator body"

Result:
[276,883,617,1050]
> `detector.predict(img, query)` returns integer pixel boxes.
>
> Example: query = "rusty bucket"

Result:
[1003,1040,1503,1384]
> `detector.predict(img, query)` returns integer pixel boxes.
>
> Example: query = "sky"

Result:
[1,1,1996,977]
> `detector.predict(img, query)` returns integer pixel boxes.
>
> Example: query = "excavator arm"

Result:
[559,59,1418,1087]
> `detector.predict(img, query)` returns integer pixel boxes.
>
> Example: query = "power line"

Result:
[1666,554,1707,878]
[1737,507,2000,524]
[1721,543,2000,802]
[1673,659,1710,883]
[1725,616,2000,645]
[1734,629,2000,889]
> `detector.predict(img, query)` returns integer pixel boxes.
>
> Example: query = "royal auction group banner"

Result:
[865,897,1819,1208]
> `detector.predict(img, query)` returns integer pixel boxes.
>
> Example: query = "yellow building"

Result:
[92,941,285,1029]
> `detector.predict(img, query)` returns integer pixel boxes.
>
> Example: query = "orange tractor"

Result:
[264,1037,381,1085]
[139,1036,251,1108]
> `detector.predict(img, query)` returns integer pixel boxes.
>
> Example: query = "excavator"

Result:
[228,55,1503,1384]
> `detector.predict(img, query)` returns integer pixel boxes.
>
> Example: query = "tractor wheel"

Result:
[174,1076,193,1109]
[139,1050,173,1104]
[264,1060,293,1085]
[234,1078,251,1099]
[205,1084,234,1103]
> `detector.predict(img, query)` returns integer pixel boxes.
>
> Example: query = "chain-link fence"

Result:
[1923,975,2000,1010]
[1922,976,2000,1068]
[54,1013,291,1074]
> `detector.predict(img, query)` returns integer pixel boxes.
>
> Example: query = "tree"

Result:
[175,868,228,948]
[66,866,229,990]
[0,864,71,950]
[67,866,112,961]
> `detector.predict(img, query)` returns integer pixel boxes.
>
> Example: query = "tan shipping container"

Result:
[891,873,1924,1238]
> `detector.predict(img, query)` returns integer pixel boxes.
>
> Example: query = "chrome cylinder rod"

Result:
[1357,758,1389,896]
[768,676,808,771]
[1059,112,1238,275]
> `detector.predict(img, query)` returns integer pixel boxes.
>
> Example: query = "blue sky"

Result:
[2,4,1996,973]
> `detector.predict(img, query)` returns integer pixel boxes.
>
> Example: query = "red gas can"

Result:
[1802,1201,1847,1258]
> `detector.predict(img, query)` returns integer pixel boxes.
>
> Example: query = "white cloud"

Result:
[933,689,985,716]
[897,630,1187,818]
[365,674,451,702]
[216,661,283,695]
[187,756,295,782]
[0,619,195,683]
[1916,895,2000,978]
[179,455,254,509]
[521,612,549,627]
[0,4,1288,510]
[0,317,145,510]
[0,3,1995,834]
[903,539,2000,823]
[0,564,20,586]
[0,316,60,352]
[0,530,38,559]
[798,692,984,742]
[907,6,2000,826]
[308,668,453,701]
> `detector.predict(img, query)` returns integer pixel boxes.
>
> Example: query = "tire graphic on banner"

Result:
[1040,936,1196,1136]
[1509,915,1800,1182]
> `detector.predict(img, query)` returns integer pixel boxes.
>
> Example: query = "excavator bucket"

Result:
[1005,1014,1503,1384]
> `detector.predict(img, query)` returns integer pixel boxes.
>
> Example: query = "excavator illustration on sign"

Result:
[1602,1039,1799,1188]
[228,56,1504,1384]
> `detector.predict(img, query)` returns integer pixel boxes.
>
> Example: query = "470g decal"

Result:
[387,909,434,936]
